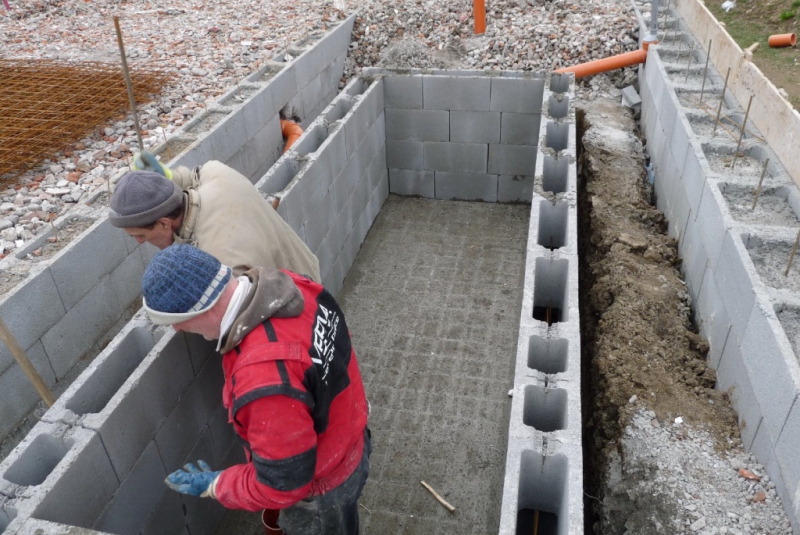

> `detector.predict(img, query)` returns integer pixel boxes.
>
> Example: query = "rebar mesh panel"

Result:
[0,59,165,184]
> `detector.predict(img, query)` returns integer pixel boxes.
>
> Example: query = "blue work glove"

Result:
[165,460,222,498]
[132,151,173,180]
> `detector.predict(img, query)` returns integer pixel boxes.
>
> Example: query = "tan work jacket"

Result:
[171,161,321,281]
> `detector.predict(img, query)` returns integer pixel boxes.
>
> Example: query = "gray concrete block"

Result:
[740,301,800,443]
[775,398,800,497]
[386,140,424,170]
[490,77,545,113]
[304,190,336,252]
[107,249,146,313]
[240,87,274,141]
[138,242,159,268]
[25,425,120,529]
[714,328,763,450]
[500,113,542,146]
[0,268,65,373]
[424,142,487,173]
[389,169,435,197]
[435,172,498,202]
[333,156,363,213]
[207,404,237,462]
[488,144,537,176]
[384,75,423,109]
[48,220,128,311]
[182,429,228,535]
[15,518,116,535]
[423,76,491,111]
[695,180,728,271]
[670,110,692,177]
[171,135,214,171]
[262,63,299,116]
[42,278,125,380]
[314,124,349,192]
[680,143,709,219]
[182,331,217,376]
[294,43,326,91]
[666,158,692,243]
[344,80,384,159]
[93,441,167,535]
[385,109,450,142]
[450,111,501,144]
[0,342,55,441]
[498,174,534,203]
[153,358,224,473]
[209,112,248,165]
[656,85,678,142]
[299,75,325,123]
[140,487,185,535]
[82,331,195,480]
[714,232,757,336]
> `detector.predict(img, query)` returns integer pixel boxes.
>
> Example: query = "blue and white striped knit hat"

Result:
[142,244,232,326]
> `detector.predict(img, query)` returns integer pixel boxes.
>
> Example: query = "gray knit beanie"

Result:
[108,170,184,228]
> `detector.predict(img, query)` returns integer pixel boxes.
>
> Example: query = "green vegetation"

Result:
[779,9,795,20]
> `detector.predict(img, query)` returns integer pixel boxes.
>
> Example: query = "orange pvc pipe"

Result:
[554,48,648,79]
[473,0,486,35]
[768,33,796,47]
[280,119,303,153]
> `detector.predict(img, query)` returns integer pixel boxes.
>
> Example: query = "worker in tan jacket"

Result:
[108,153,320,281]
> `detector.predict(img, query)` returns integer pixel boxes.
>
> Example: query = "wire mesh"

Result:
[0,59,165,185]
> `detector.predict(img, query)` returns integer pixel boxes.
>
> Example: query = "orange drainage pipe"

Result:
[554,47,648,79]
[768,33,796,47]
[280,119,303,153]
[474,0,486,35]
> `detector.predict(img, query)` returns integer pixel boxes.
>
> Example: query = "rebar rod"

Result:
[786,228,800,276]
[713,68,731,135]
[751,158,770,211]
[684,42,695,83]
[700,39,712,103]
[730,95,754,171]
[113,16,144,152]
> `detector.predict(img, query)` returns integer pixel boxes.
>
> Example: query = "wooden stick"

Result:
[0,318,56,407]
[113,16,144,152]
[420,481,455,513]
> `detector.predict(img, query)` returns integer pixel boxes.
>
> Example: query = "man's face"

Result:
[124,219,174,249]
[171,313,221,341]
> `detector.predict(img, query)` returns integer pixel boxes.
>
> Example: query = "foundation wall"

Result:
[635,1,800,530]
[2,44,580,533]
[0,14,356,447]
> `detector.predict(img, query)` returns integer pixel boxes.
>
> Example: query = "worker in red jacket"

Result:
[141,244,370,535]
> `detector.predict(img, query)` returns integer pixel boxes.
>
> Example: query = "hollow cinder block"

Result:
[714,232,757,336]
[304,190,336,252]
[424,142,487,173]
[488,144,537,176]
[385,109,450,142]
[434,171,498,202]
[695,180,729,271]
[679,213,709,307]
[450,111,501,144]
[0,342,55,441]
[739,302,800,443]
[384,75,423,109]
[386,140,424,171]
[775,402,800,500]
[182,429,228,535]
[498,174,534,203]
[423,75,491,111]
[680,142,710,220]
[139,482,184,535]
[153,358,225,473]
[344,80,384,158]
[714,327,763,450]
[500,112,542,146]
[389,169,434,198]
[490,77,545,113]
[15,518,116,535]
[41,278,125,380]
[93,441,167,535]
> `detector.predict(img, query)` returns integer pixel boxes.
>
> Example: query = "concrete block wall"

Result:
[635,2,800,530]
[0,316,236,535]
[498,72,583,535]
[256,76,388,297]
[0,14,356,448]
[365,68,545,203]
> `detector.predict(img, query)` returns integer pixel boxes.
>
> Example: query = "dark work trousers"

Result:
[278,429,372,535]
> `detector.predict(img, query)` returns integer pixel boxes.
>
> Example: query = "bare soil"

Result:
[577,98,741,532]
[704,0,800,109]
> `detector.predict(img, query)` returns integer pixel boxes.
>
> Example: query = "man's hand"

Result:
[132,151,173,180]
[165,460,222,498]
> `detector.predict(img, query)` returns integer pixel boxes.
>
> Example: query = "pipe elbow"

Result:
[280,119,304,153]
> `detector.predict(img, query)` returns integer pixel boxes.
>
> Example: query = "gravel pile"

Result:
[602,408,792,534]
